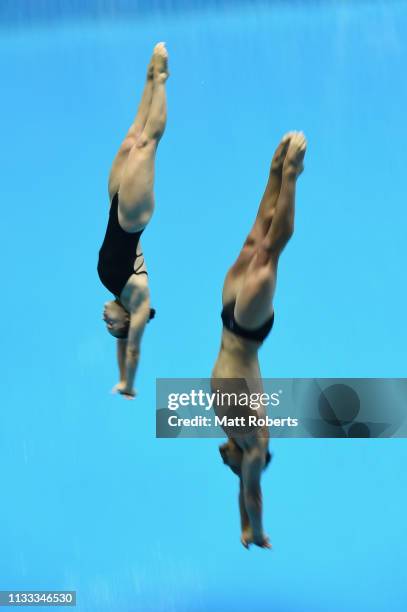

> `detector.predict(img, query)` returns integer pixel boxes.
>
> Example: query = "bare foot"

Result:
[153,42,169,82]
[283,131,307,178]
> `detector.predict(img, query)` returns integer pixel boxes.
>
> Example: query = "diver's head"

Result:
[219,440,272,476]
[219,439,243,476]
[102,300,129,339]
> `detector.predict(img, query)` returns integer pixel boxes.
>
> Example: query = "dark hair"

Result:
[264,450,272,470]
[112,326,129,340]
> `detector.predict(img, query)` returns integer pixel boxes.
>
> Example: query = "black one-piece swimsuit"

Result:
[97,193,146,298]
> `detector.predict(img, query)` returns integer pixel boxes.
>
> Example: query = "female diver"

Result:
[97,43,168,399]
[211,132,307,548]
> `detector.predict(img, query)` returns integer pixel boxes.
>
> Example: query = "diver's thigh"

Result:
[234,256,276,329]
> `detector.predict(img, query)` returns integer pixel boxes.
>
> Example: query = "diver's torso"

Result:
[211,330,269,448]
[212,329,262,379]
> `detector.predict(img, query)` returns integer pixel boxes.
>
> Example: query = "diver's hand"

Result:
[241,528,272,549]
[111,382,137,399]
[253,531,272,549]
[241,527,254,549]
[119,386,137,400]
[111,381,127,394]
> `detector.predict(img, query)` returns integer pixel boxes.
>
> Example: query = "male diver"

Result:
[97,43,168,399]
[211,132,307,548]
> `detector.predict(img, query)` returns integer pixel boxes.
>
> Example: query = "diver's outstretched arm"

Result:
[118,285,151,399]
[240,446,271,549]
[111,342,129,395]
[117,338,127,385]
[239,479,253,549]
[239,480,250,531]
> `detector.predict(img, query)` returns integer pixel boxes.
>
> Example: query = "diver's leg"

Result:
[131,59,155,136]
[107,54,155,202]
[221,134,292,305]
[234,132,306,328]
[117,43,168,231]
[248,133,292,242]
[263,132,306,254]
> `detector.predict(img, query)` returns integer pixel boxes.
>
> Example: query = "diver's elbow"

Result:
[126,346,140,361]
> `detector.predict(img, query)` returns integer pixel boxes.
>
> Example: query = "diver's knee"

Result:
[254,242,276,266]
[262,224,294,257]
[120,135,136,153]
[142,122,164,146]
